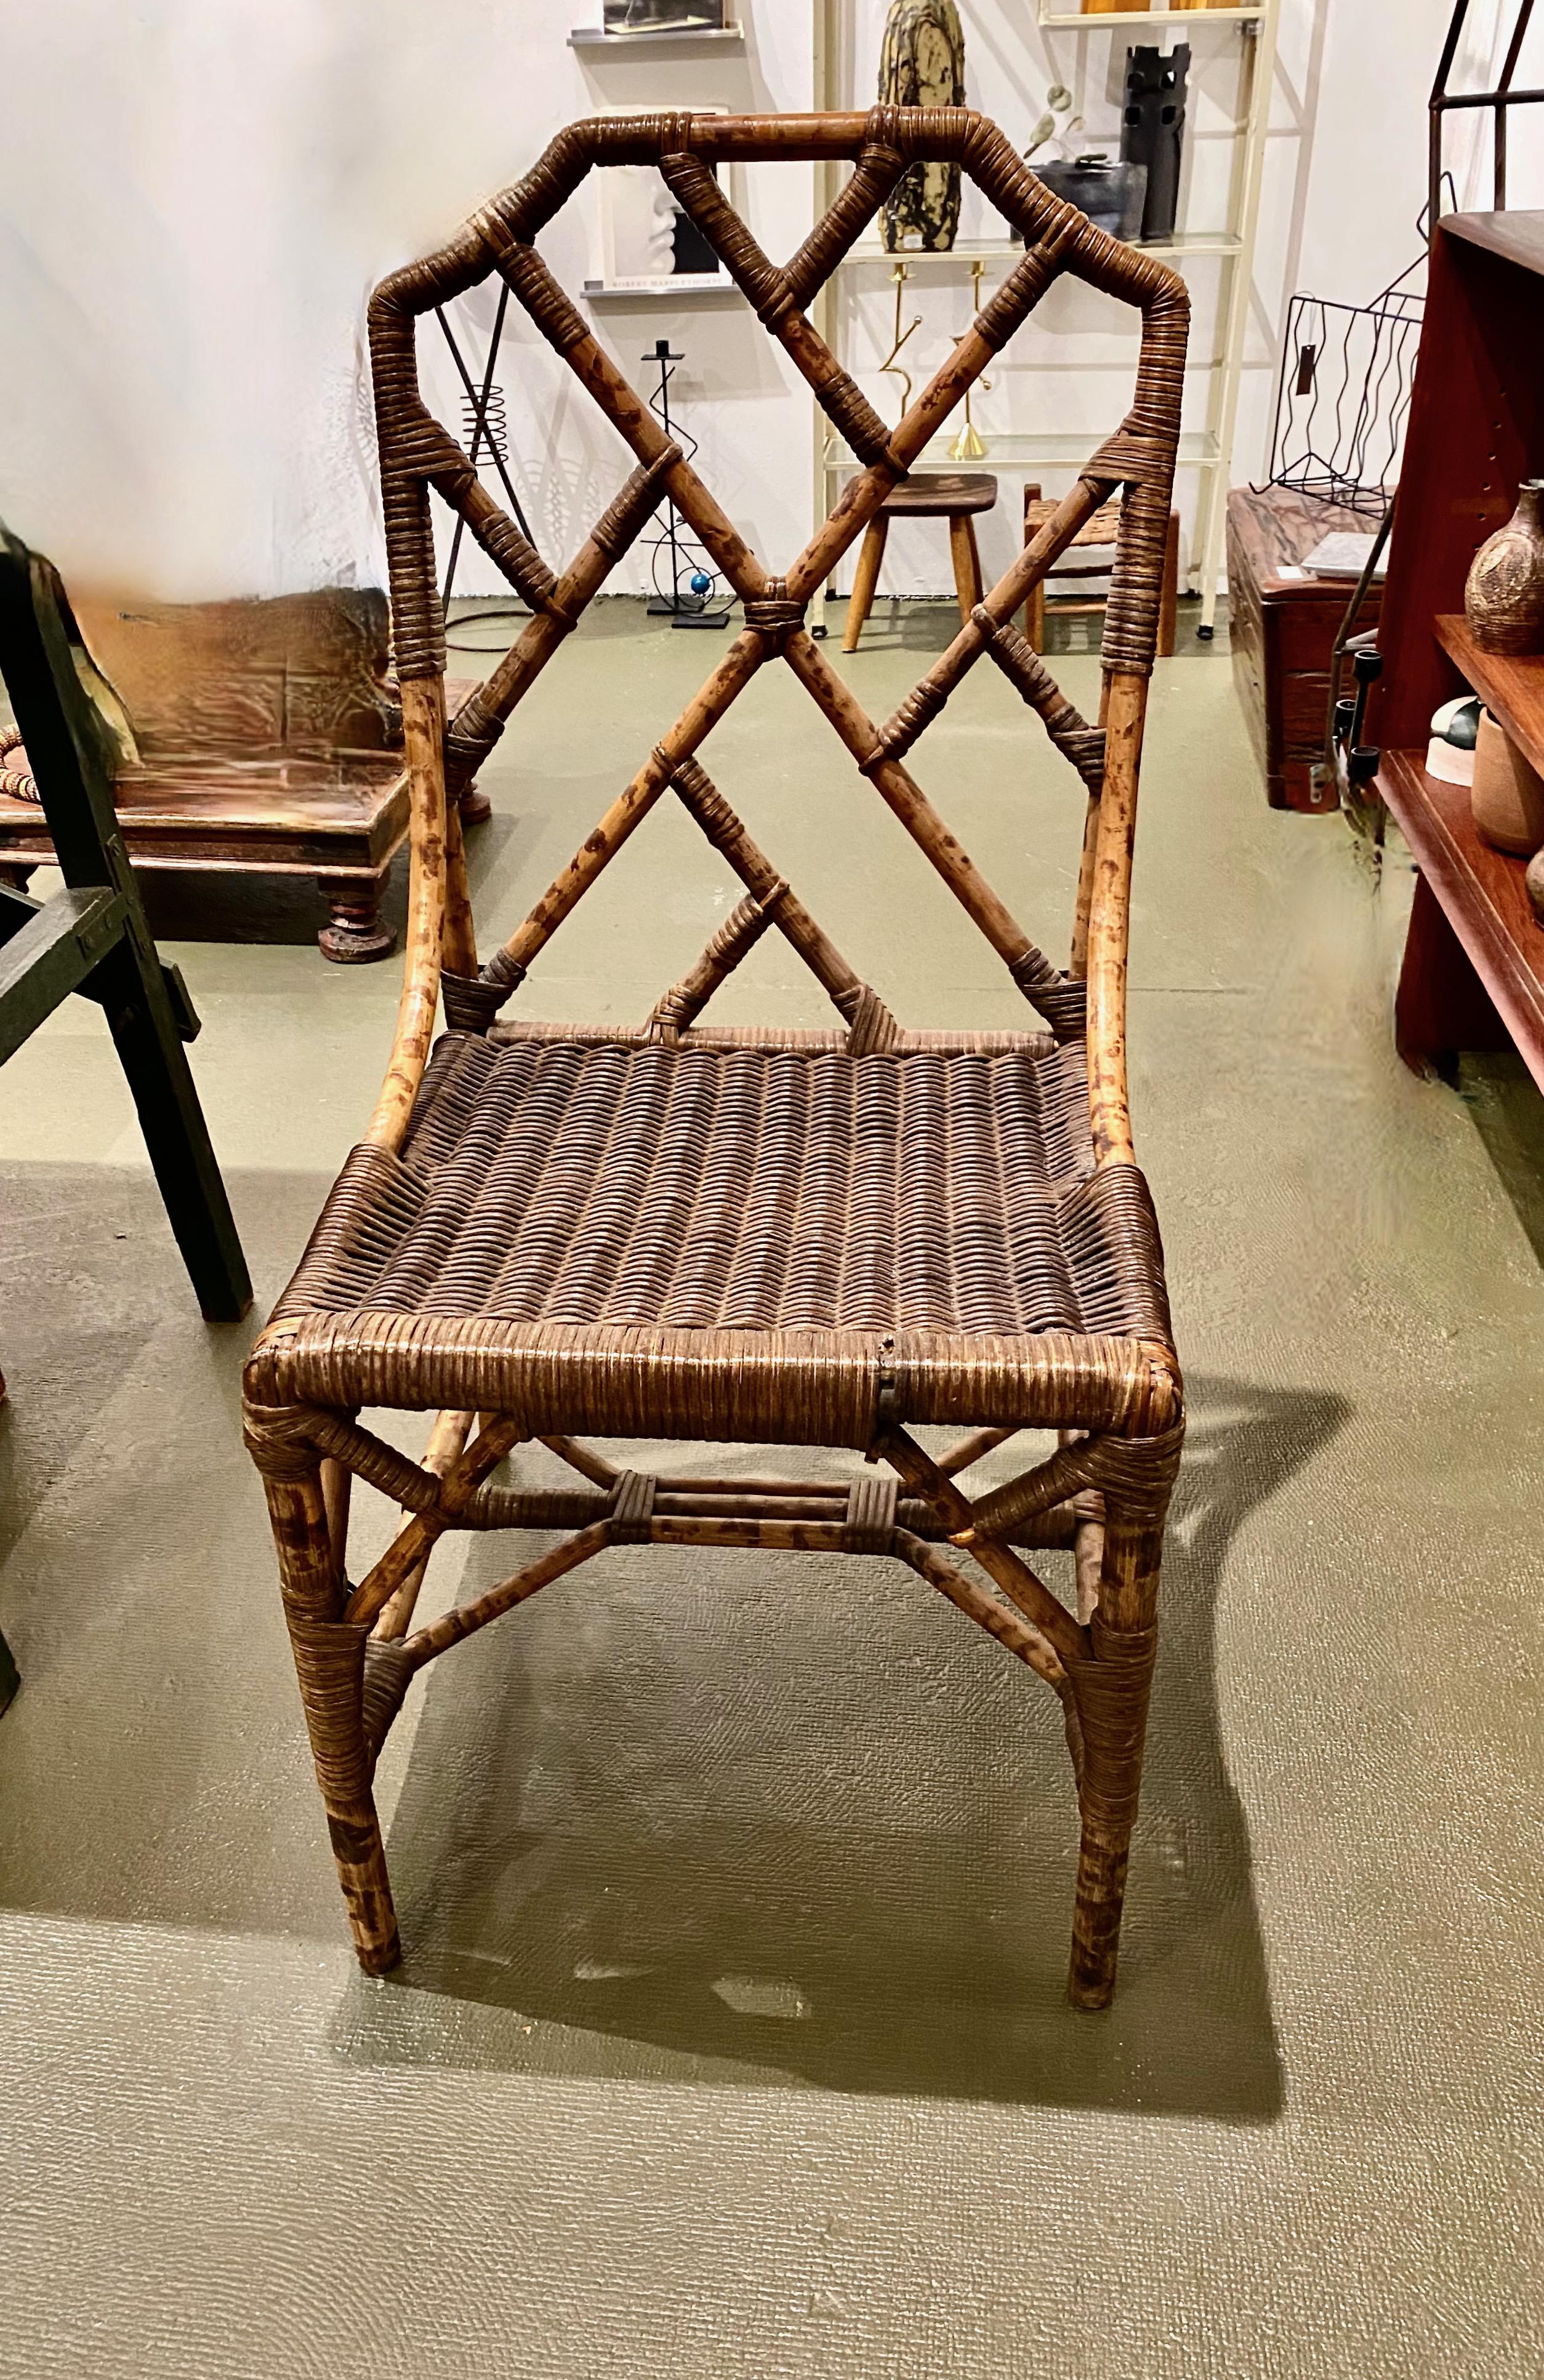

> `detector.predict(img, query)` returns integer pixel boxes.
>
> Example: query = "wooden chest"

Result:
[1226,486,1383,812]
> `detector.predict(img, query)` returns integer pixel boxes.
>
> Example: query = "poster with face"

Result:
[597,109,731,289]
[603,0,728,30]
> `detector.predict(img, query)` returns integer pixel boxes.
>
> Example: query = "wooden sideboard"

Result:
[1226,484,1382,813]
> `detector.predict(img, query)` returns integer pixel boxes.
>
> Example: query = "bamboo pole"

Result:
[878,1427,1087,1670]
[783,632,1045,976]
[374,1409,476,1643]
[344,1412,525,1630]
[367,675,447,1150]
[405,1524,612,1666]
[1086,670,1149,1166]
[493,636,766,980]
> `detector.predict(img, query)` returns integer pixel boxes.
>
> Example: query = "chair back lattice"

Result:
[364,110,1188,1161]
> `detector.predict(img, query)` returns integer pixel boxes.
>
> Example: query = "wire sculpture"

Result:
[433,290,538,627]
[641,340,732,628]
[1262,262,1425,519]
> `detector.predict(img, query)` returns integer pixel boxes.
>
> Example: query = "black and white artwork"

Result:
[603,0,728,31]
[597,110,731,290]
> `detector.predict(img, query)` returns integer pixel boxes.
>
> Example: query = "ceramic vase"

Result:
[1470,710,1544,855]
[879,0,965,253]
[1465,479,1544,656]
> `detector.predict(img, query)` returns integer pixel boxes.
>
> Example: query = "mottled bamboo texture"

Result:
[247,109,1188,2009]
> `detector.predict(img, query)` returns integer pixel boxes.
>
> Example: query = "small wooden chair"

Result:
[246,110,1189,2013]
[842,471,997,651]
[1023,483,1181,657]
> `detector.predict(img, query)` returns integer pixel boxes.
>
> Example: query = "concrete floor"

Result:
[1,598,1540,2375]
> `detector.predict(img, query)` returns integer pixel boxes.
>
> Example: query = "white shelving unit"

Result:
[812,0,1281,634]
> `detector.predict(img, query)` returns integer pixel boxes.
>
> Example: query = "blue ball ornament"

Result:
[690,569,712,596]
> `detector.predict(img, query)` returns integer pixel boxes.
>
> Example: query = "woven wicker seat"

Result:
[267,1030,1170,1429]
[246,106,1190,2009]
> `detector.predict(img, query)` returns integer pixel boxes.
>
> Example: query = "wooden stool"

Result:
[842,472,997,651]
[1023,483,1181,657]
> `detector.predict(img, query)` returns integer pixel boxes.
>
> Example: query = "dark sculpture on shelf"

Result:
[879,0,966,252]
[1121,43,1190,246]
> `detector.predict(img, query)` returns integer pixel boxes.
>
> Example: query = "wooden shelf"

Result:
[1436,614,1544,782]
[1038,6,1262,25]
[842,231,1242,266]
[1378,745,1544,1089]
[1441,210,1544,280]
[582,275,742,305]
[822,428,1223,472]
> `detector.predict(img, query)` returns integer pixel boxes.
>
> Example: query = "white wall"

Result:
[0,1,1534,606]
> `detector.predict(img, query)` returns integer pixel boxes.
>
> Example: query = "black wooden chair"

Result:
[0,523,252,1712]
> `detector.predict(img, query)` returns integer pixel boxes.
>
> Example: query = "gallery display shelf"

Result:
[822,427,1222,475]
[1362,211,1544,1083]
[810,0,1281,632]
[1038,7,1263,26]
[568,24,745,52]
[843,231,1243,266]
[582,275,744,303]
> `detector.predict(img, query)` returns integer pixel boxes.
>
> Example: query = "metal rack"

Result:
[811,0,1281,634]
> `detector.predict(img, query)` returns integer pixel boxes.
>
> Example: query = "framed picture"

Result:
[603,0,728,28]
[595,106,734,292]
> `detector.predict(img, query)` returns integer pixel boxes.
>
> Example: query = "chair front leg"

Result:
[251,1424,401,1974]
[1065,1503,1165,2010]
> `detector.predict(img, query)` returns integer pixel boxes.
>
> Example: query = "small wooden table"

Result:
[1378,618,1544,1088]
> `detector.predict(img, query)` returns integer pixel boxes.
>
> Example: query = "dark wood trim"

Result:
[1441,207,1544,276]
[1378,745,1544,1088]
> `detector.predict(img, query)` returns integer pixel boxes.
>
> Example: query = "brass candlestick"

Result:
[949,258,991,460]
[877,259,922,420]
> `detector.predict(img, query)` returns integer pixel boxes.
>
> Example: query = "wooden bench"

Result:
[0,588,485,962]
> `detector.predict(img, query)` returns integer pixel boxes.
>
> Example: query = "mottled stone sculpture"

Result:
[879,0,965,252]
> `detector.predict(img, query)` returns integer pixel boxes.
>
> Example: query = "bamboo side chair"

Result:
[244,108,1189,2010]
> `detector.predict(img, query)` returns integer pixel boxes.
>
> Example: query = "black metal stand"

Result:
[643,340,730,630]
[0,524,253,1709]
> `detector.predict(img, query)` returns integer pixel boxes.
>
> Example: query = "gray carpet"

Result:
[0,600,1539,2375]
